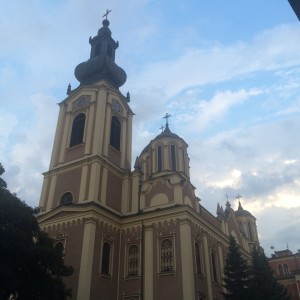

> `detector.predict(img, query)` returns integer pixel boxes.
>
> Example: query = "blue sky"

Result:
[1,0,300,256]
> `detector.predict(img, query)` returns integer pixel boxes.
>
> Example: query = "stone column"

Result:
[203,234,213,300]
[77,218,97,300]
[144,225,153,300]
[180,219,195,300]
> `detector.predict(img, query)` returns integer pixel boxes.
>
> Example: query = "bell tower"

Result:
[39,16,133,214]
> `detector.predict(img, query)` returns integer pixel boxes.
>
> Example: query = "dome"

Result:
[235,201,254,218]
[140,124,183,155]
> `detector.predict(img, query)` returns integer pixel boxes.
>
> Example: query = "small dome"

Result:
[140,124,183,155]
[235,201,254,218]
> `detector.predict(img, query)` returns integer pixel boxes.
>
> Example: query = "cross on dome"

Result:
[103,9,111,20]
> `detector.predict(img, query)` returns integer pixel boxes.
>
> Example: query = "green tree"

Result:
[222,235,251,300]
[249,248,290,300]
[0,164,73,300]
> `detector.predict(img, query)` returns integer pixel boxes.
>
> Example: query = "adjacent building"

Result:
[269,249,300,300]
[37,17,260,300]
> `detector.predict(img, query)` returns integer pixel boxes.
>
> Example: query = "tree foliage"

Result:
[223,235,290,300]
[222,235,251,300]
[0,164,73,300]
[249,248,290,300]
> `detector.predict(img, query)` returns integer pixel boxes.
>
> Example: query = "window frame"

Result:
[126,244,140,278]
[100,240,113,277]
[59,192,73,206]
[194,240,203,275]
[69,112,86,148]
[110,115,121,151]
[170,144,177,171]
[159,237,175,274]
[211,250,219,283]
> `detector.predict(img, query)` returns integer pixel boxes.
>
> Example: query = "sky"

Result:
[1,0,300,256]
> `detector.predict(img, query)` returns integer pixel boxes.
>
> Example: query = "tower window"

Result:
[160,239,173,272]
[248,221,253,241]
[95,43,101,56]
[107,45,112,58]
[195,242,202,275]
[110,116,121,151]
[157,145,162,172]
[70,113,85,147]
[170,145,176,171]
[128,245,139,276]
[60,192,73,205]
[101,242,111,275]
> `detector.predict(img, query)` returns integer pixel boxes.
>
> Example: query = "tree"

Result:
[222,235,251,300]
[249,248,290,300]
[0,164,73,300]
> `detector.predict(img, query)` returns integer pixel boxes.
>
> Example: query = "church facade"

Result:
[37,17,260,300]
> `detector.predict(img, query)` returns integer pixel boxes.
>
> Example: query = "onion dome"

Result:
[75,18,126,88]
[235,201,254,218]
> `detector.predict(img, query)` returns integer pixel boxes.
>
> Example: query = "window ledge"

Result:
[125,275,141,281]
[158,270,176,277]
[99,273,112,280]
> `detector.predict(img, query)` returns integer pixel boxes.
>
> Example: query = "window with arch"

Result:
[60,192,73,206]
[248,222,254,241]
[101,242,111,275]
[284,264,289,275]
[211,251,218,282]
[170,144,176,171]
[128,245,139,276]
[70,113,85,147]
[160,239,174,272]
[278,264,283,276]
[195,241,202,275]
[54,241,64,253]
[110,116,121,151]
[157,145,162,172]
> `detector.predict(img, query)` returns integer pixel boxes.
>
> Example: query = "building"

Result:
[269,249,300,300]
[37,16,260,300]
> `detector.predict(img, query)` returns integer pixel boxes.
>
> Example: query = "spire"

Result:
[74,10,127,88]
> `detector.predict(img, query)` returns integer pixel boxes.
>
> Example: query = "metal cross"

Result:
[236,194,242,199]
[163,113,172,125]
[103,9,111,20]
[159,125,165,133]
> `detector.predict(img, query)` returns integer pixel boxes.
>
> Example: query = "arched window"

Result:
[157,145,162,172]
[110,116,121,150]
[284,264,289,275]
[170,145,176,171]
[95,43,101,56]
[128,245,139,276]
[101,242,111,275]
[161,239,173,272]
[195,242,202,275]
[54,242,64,253]
[211,252,218,282]
[278,264,283,276]
[70,113,85,147]
[248,222,254,241]
[60,192,73,205]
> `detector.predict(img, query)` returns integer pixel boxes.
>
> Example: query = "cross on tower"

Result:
[159,125,165,133]
[236,194,242,200]
[163,113,172,126]
[103,9,111,20]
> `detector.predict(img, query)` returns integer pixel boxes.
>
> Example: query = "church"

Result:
[37,15,260,300]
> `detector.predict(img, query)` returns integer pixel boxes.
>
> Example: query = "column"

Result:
[218,243,225,293]
[120,116,127,168]
[39,176,50,209]
[88,162,101,201]
[180,219,195,300]
[203,234,213,300]
[77,218,97,300]
[84,101,96,155]
[79,165,89,202]
[46,174,57,210]
[144,225,153,300]
[58,112,72,163]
